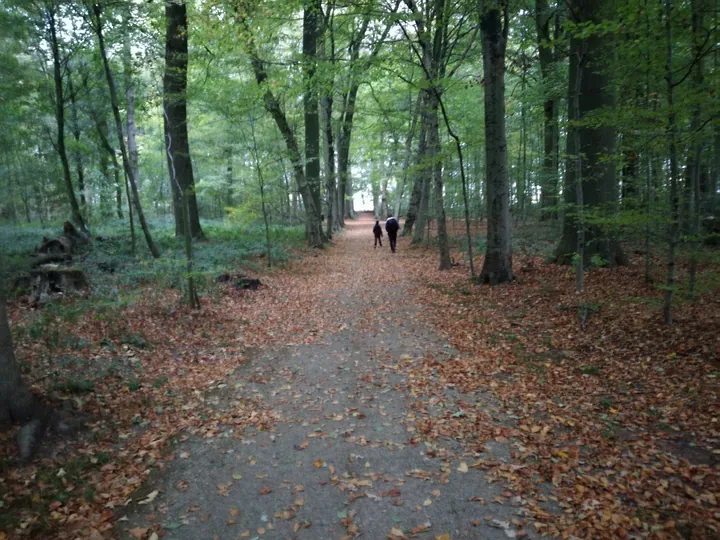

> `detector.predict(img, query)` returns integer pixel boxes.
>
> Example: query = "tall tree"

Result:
[336,2,399,223]
[478,0,513,284]
[302,0,324,246]
[535,0,559,220]
[163,0,204,239]
[235,3,324,247]
[45,1,87,232]
[89,3,160,258]
[554,0,626,267]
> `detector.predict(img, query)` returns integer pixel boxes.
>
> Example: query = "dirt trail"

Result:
[121,216,537,539]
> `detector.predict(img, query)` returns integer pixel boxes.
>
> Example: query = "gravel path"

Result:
[120,217,538,540]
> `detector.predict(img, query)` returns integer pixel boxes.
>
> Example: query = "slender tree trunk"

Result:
[165,106,199,308]
[427,94,451,269]
[413,120,432,246]
[163,0,204,239]
[687,0,705,297]
[663,0,679,324]
[536,0,559,220]
[91,4,160,258]
[573,47,585,294]
[92,109,124,219]
[479,0,513,284]
[395,91,420,218]
[48,6,86,233]
[322,94,336,237]
[224,146,234,207]
[67,74,87,212]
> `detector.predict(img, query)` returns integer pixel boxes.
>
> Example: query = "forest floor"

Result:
[1,215,718,539]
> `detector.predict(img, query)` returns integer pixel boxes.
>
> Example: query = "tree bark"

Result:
[395,91,420,218]
[163,0,204,239]
[687,0,705,296]
[478,0,513,284]
[554,0,626,267]
[429,97,451,269]
[535,0,559,220]
[303,0,324,245]
[0,292,39,431]
[91,4,161,258]
[403,92,429,235]
[67,73,87,212]
[47,4,86,233]
[663,0,679,324]
[92,109,123,219]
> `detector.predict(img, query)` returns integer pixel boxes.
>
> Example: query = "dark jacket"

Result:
[385,217,399,234]
[373,223,383,237]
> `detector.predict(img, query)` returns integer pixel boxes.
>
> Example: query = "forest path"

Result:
[121,215,535,540]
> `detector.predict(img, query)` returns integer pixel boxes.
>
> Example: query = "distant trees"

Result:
[0,0,716,315]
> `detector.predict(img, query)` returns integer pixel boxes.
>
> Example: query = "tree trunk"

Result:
[663,0,679,324]
[687,0,705,297]
[163,0,204,239]
[322,94,336,237]
[48,6,86,233]
[92,4,161,258]
[404,92,429,235]
[92,109,123,219]
[395,91,420,218]
[303,0,324,245]
[555,32,579,263]
[428,96,451,269]
[536,0,559,220]
[478,0,513,284]
[67,74,87,212]
[224,146,234,207]
[337,85,360,222]
[554,0,626,267]
[0,292,40,433]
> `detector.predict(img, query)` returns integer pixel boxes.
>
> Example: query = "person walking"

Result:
[373,220,383,248]
[385,216,399,253]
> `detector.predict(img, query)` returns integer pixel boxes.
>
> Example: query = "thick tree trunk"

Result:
[303,0,324,246]
[403,93,429,235]
[478,1,513,284]
[413,107,432,246]
[48,6,86,233]
[0,293,37,431]
[395,92,420,218]
[337,85,359,223]
[92,4,161,258]
[555,35,579,263]
[163,0,204,239]
[554,0,626,267]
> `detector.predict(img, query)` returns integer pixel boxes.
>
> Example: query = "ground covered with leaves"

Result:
[1,216,718,539]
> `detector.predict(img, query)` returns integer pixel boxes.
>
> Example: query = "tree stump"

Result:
[29,266,89,305]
